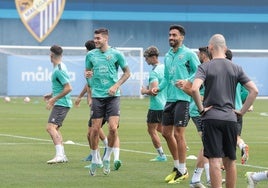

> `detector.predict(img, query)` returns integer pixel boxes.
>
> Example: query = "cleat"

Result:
[88,163,98,176]
[164,167,177,182]
[85,163,103,169]
[47,156,65,164]
[63,155,68,163]
[241,144,249,164]
[189,181,206,188]
[168,169,189,184]
[102,147,107,160]
[113,160,122,170]
[206,179,225,187]
[82,154,92,161]
[245,172,257,188]
[150,155,167,162]
[103,160,110,175]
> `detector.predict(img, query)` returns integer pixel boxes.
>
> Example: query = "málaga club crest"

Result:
[15,0,66,42]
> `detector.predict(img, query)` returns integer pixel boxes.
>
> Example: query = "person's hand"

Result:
[248,105,254,112]
[85,70,93,78]
[46,97,56,110]
[140,86,148,95]
[150,87,159,96]
[175,80,185,89]
[43,94,52,102]
[75,97,81,107]
[108,85,118,96]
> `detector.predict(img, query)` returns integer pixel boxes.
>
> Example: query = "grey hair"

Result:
[209,34,226,51]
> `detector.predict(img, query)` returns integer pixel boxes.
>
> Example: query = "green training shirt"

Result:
[85,47,128,98]
[51,63,72,108]
[159,44,200,102]
[148,64,167,110]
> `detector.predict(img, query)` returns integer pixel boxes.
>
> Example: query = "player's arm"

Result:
[237,81,258,116]
[108,66,130,96]
[141,81,158,95]
[175,79,193,96]
[46,83,72,110]
[86,85,92,106]
[75,84,88,107]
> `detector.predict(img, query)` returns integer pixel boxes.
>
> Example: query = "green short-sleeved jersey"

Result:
[148,64,167,110]
[85,47,128,98]
[51,63,72,107]
[189,86,205,117]
[159,45,200,102]
[235,83,249,110]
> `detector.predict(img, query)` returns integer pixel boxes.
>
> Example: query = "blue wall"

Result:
[1,0,268,96]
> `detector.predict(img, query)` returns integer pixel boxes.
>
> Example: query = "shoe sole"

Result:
[164,171,176,182]
[168,173,189,184]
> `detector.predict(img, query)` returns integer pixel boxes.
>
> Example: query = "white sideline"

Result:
[0,133,267,169]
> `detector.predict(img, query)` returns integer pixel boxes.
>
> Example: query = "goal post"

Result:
[0,45,145,98]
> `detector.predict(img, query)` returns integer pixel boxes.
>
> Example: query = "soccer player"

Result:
[187,47,211,188]
[151,24,200,184]
[44,45,72,164]
[246,170,268,188]
[85,28,130,176]
[74,40,108,164]
[225,49,250,165]
[141,46,167,162]
[191,34,258,188]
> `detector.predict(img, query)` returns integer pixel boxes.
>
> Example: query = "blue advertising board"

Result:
[7,55,268,96]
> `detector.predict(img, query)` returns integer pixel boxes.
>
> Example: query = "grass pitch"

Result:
[0,97,267,188]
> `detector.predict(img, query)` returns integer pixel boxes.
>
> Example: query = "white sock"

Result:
[204,163,210,182]
[102,137,108,148]
[103,146,113,161]
[97,149,102,164]
[178,163,186,174]
[55,144,63,157]
[156,147,165,156]
[91,149,98,163]
[191,168,204,183]
[113,147,120,161]
[238,142,245,150]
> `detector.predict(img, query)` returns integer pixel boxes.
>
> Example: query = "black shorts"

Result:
[191,116,203,132]
[48,105,70,127]
[147,109,163,123]
[91,97,120,119]
[162,101,189,127]
[202,119,237,160]
[236,115,243,136]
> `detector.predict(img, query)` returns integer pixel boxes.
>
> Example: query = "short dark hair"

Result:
[169,24,186,36]
[50,45,63,56]
[94,28,109,35]
[225,49,233,60]
[144,46,159,58]
[199,46,212,59]
[85,40,95,51]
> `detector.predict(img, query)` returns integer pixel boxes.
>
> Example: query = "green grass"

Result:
[0,97,268,188]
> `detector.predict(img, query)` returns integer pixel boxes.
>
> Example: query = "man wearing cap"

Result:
[141,46,167,162]
[151,24,200,184]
